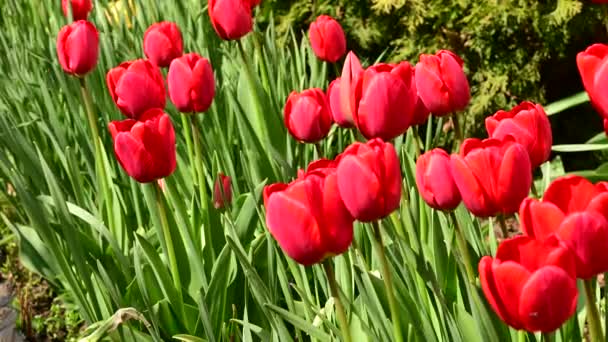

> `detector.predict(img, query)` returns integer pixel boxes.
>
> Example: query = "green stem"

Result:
[584,279,604,342]
[449,211,475,284]
[497,214,509,239]
[531,181,539,198]
[371,221,403,341]
[190,116,215,258]
[79,78,117,242]
[412,126,422,157]
[518,330,527,342]
[181,114,196,185]
[542,332,553,342]
[314,142,323,158]
[452,114,463,150]
[154,184,182,300]
[322,259,352,342]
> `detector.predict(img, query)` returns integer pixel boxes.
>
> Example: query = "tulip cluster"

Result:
[264,139,401,265]
[104,21,216,183]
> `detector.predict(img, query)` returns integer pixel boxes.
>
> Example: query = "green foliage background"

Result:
[260,0,606,133]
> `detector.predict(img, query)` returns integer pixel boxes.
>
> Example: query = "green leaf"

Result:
[545,91,589,115]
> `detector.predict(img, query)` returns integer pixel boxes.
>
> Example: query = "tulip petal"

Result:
[451,154,495,217]
[543,175,599,214]
[519,198,565,240]
[337,154,381,222]
[496,143,531,214]
[519,266,577,332]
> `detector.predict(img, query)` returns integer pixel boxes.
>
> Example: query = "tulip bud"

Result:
[339,51,363,127]
[577,44,608,119]
[308,15,347,63]
[479,236,578,332]
[409,68,431,126]
[62,0,93,21]
[208,0,254,40]
[284,88,333,143]
[109,109,176,183]
[415,50,470,116]
[415,149,461,211]
[213,173,232,209]
[486,102,552,169]
[56,20,99,76]
[450,138,531,217]
[106,59,166,120]
[143,22,184,68]
[336,138,402,222]
[352,62,418,140]
[265,164,354,265]
[168,53,215,113]
[327,78,353,128]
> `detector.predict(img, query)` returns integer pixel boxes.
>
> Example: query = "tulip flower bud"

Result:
[56,20,99,76]
[106,59,166,120]
[308,15,347,63]
[168,53,215,113]
[415,50,470,116]
[284,88,333,143]
[450,138,531,217]
[486,101,552,169]
[208,0,254,40]
[265,163,354,265]
[352,62,418,141]
[479,236,578,332]
[213,173,232,209]
[62,0,93,21]
[336,138,402,222]
[327,78,353,128]
[409,68,431,126]
[143,22,183,68]
[339,51,363,128]
[416,149,461,211]
[109,109,176,183]
[577,44,608,119]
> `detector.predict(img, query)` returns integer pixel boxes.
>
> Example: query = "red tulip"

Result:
[416,148,461,211]
[213,173,232,209]
[415,50,470,116]
[62,0,92,21]
[264,163,354,265]
[339,51,363,127]
[327,78,353,128]
[352,62,418,140]
[208,0,253,40]
[308,15,347,63]
[143,22,183,68]
[109,109,176,183]
[577,44,608,118]
[520,175,608,279]
[409,67,431,126]
[450,138,531,217]
[168,53,215,113]
[56,20,99,76]
[106,59,166,120]
[486,101,552,169]
[284,88,333,143]
[336,139,402,222]
[479,235,577,332]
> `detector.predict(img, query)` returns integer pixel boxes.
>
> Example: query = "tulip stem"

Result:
[314,142,323,158]
[449,211,475,284]
[371,221,403,342]
[79,78,117,244]
[150,183,182,301]
[451,114,463,147]
[531,181,540,198]
[190,116,215,257]
[181,114,197,186]
[322,259,352,342]
[497,214,509,239]
[584,279,604,342]
[542,332,553,342]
